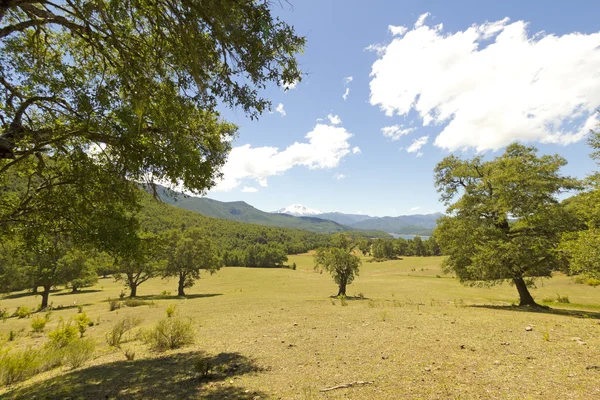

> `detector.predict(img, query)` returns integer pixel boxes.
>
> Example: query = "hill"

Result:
[347,213,443,235]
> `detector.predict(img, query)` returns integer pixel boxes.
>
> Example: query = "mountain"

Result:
[347,213,444,235]
[275,204,321,216]
[315,212,374,226]
[148,185,364,235]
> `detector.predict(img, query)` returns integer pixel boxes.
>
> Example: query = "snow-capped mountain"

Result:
[275,204,322,217]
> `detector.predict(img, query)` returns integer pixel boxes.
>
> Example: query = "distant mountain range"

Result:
[275,205,442,235]
[149,185,440,236]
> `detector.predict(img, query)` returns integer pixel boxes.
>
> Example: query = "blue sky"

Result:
[205,0,600,217]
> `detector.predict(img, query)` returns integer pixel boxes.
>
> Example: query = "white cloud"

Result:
[327,114,342,125]
[352,146,361,155]
[343,88,350,101]
[416,152,424,158]
[410,206,421,212]
[212,123,354,191]
[344,76,353,85]
[281,79,298,90]
[241,186,258,193]
[407,136,429,153]
[369,14,600,152]
[333,173,346,180]
[388,25,408,36]
[275,103,286,116]
[381,125,414,141]
[414,12,431,28]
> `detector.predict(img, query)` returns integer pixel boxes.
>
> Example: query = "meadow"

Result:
[0,255,599,399]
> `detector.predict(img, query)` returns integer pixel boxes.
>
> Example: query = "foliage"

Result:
[166,305,177,318]
[114,233,165,297]
[123,299,152,308]
[15,306,31,319]
[314,234,362,296]
[143,317,195,352]
[434,143,579,306]
[108,299,121,312]
[106,316,142,349]
[0,347,42,386]
[62,339,95,369]
[74,312,92,337]
[372,239,395,260]
[31,316,47,333]
[48,320,78,348]
[161,228,222,296]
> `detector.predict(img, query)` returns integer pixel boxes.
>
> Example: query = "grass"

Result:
[0,255,598,399]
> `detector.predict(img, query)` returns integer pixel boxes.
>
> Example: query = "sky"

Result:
[204,0,600,217]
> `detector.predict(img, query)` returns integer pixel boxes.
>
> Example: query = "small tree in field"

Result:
[434,143,579,307]
[314,234,361,296]
[114,234,164,298]
[161,228,222,297]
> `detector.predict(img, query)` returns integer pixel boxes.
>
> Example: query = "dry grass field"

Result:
[0,255,599,399]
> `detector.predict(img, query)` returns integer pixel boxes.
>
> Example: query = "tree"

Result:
[358,239,372,256]
[434,143,579,307]
[60,249,99,293]
[372,239,395,260]
[162,228,222,297]
[314,234,361,296]
[559,129,600,280]
[412,236,426,256]
[114,234,164,298]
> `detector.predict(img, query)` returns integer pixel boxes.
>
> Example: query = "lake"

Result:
[388,233,431,240]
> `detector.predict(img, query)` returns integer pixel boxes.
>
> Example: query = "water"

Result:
[388,233,431,240]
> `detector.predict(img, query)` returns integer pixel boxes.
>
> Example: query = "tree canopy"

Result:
[434,143,579,306]
[314,234,361,297]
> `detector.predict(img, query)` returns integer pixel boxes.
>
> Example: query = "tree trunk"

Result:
[513,277,538,306]
[177,274,186,297]
[40,286,51,309]
[32,286,38,294]
[71,286,79,293]
[337,282,347,297]
[129,284,137,298]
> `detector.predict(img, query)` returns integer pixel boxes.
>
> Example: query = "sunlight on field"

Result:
[1,256,599,399]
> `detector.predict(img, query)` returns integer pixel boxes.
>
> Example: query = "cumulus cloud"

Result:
[275,103,286,116]
[388,25,408,36]
[343,88,350,101]
[407,136,429,153]
[381,125,414,141]
[352,146,361,155]
[333,173,346,180]
[327,114,342,125]
[344,76,353,85]
[212,124,354,191]
[241,186,258,193]
[369,14,600,152]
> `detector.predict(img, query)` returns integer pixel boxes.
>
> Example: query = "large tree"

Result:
[434,143,579,307]
[559,129,600,280]
[161,228,222,296]
[114,233,164,298]
[314,234,361,297]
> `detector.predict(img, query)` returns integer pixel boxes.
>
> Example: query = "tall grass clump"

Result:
[143,317,195,352]
[63,339,96,369]
[15,306,32,319]
[106,316,142,348]
[0,348,42,385]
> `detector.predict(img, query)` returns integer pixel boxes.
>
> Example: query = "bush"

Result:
[16,306,32,319]
[123,347,136,361]
[106,316,142,348]
[143,317,195,352]
[166,304,177,318]
[292,262,297,270]
[48,320,78,348]
[586,278,600,287]
[108,298,121,311]
[0,308,9,322]
[123,299,151,308]
[0,348,42,385]
[77,304,84,314]
[556,294,570,304]
[74,312,92,337]
[31,316,47,333]
[63,339,95,369]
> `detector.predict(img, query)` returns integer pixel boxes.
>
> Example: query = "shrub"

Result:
[194,357,211,378]
[63,339,95,369]
[0,348,42,385]
[292,262,297,270]
[143,317,195,352]
[586,278,600,287]
[8,331,16,342]
[77,304,84,314]
[48,320,78,348]
[357,292,365,300]
[31,316,47,333]
[123,299,151,308]
[556,294,570,304]
[0,308,9,322]
[108,298,121,311]
[166,304,177,318]
[119,290,126,299]
[106,316,142,348]
[338,295,348,307]
[74,312,92,337]
[16,306,32,319]
[123,347,136,361]
[161,290,171,297]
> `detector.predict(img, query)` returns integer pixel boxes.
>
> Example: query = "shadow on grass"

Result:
[328,295,370,301]
[3,289,61,300]
[3,351,267,400]
[469,304,600,320]
[133,293,223,301]
[54,289,103,297]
